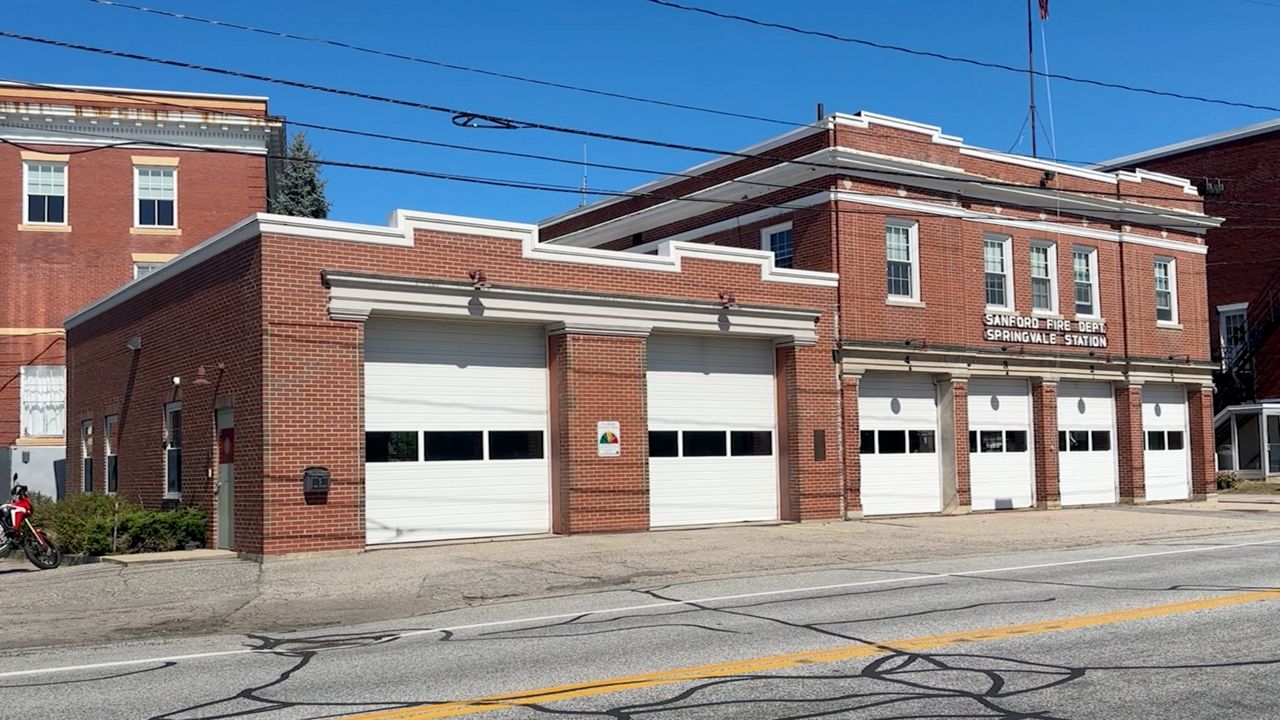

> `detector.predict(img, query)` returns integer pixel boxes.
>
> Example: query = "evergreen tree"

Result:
[270,130,331,218]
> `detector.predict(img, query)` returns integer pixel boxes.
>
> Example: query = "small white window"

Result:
[1029,241,1057,314]
[983,234,1013,310]
[1072,247,1100,317]
[24,162,67,225]
[81,419,94,493]
[1220,304,1248,368]
[1154,257,1178,325]
[135,167,177,227]
[19,365,66,438]
[760,222,794,269]
[885,219,919,302]
[164,402,183,497]
[133,261,165,280]
[105,414,120,495]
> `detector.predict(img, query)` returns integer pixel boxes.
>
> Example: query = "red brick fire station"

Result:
[64,112,1221,556]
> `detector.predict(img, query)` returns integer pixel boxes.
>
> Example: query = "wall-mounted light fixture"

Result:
[125,337,142,352]
[718,291,738,310]
[192,362,226,387]
[468,268,491,290]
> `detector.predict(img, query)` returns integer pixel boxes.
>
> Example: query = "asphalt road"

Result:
[4,529,1280,720]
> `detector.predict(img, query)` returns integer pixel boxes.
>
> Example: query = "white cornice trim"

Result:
[326,273,822,346]
[66,207,838,329]
[0,81,270,102]
[959,146,1118,184]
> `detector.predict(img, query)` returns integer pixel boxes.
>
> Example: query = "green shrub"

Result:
[1216,471,1242,490]
[34,493,206,555]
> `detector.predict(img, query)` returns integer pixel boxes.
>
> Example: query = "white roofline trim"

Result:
[0,80,270,102]
[66,208,838,329]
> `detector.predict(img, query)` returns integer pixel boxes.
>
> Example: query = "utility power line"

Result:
[643,0,1280,114]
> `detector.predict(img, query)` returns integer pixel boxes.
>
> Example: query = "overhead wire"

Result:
[642,0,1280,114]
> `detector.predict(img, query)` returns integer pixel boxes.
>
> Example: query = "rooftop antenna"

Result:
[1026,0,1049,158]
[578,143,588,207]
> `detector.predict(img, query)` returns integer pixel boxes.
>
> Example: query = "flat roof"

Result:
[1096,117,1280,170]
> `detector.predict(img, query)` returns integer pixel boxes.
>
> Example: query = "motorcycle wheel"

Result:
[23,535,61,570]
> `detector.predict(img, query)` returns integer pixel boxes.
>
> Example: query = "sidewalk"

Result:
[6,499,1280,651]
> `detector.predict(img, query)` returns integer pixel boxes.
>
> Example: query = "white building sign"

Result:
[983,314,1108,348]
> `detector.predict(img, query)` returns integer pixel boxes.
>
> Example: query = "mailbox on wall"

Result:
[302,466,331,493]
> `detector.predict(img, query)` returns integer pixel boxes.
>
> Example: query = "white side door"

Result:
[647,334,778,527]
[1057,380,1118,506]
[364,319,549,545]
[859,372,942,515]
[967,378,1035,510]
[1143,384,1190,501]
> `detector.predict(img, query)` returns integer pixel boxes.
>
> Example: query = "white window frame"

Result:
[1154,256,1179,326]
[982,233,1014,311]
[759,221,794,269]
[133,166,178,228]
[1029,240,1058,315]
[18,365,66,438]
[22,161,68,226]
[81,419,94,493]
[164,401,183,499]
[104,414,119,495]
[1219,302,1249,368]
[1072,246,1101,319]
[133,261,165,280]
[885,218,921,304]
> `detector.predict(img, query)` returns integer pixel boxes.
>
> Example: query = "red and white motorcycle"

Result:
[0,474,61,570]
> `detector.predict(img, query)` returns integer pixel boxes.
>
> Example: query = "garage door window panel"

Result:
[731,431,773,457]
[1091,431,1111,452]
[979,430,1004,453]
[909,430,936,454]
[425,431,484,461]
[683,431,727,457]
[1068,430,1089,451]
[649,431,679,458]
[1167,431,1185,451]
[1006,430,1028,452]
[879,430,907,454]
[366,431,419,462]
[489,431,544,460]
[1147,431,1166,451]
[860,430,876,454]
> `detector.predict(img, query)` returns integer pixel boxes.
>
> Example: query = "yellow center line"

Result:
[343,588,1280,720]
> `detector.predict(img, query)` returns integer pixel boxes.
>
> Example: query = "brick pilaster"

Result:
[1032,380,1061,509]
[549,333,649,534]
[1187,385,1217,499]
[950,378,971,512]
[1115,382,1146,503]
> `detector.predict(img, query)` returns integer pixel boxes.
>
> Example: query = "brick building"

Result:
[0,82,282,497]
[64,112,1221,556]
[1100,120,1280,477]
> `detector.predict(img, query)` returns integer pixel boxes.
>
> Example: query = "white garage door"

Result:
[859,372,941,515]
[364,319,549,545]
[1143,384,1190,502]
[968,378,1034,511]
[1057,380,1117,506]
[647,334,777,527]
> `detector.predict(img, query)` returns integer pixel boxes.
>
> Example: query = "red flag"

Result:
[1039,0,1049,20]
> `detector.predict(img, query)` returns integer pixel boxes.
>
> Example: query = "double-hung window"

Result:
[983,234,1013,310]
[19,365,65,438]
[1220,304,1248,368]
[164,402,182,497]
[1154,257,1178,324]
[135,167,177,227]
[1030,242,1057,314]
[105,414,119,494]
[885,219,919,302]
[24,162,67,225]
[81,420,94,493]
[133,262,165,280]
[1073,247,1099,317]
[760,222,794,269]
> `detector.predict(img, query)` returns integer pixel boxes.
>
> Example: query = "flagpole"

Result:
[1027,0,1038,158]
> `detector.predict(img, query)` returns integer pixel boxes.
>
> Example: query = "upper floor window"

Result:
[135,167,176,227]
[1072,247,1099,317]
[1220,304,1248,368]
[1154,257,1178,324]
[134,262,165,280]
[24,162,66,224]
[760,222,794,269]
[885,219,919,302]
[20,365,65,438]
[1029,241,1057,314]
[983,234,1013,310]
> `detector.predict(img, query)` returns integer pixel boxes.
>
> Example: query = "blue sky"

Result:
[4,0,1277,224]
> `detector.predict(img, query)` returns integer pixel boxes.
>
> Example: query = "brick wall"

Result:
[1115,384,1146,502]
[950,379,971,510]
[1187,385,1216,497]
[1032,381,1061,508]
